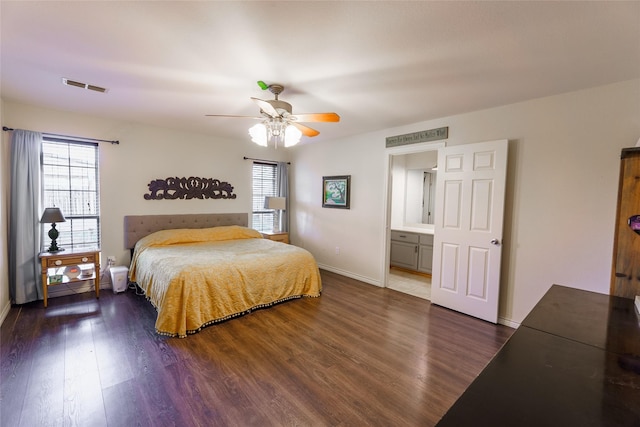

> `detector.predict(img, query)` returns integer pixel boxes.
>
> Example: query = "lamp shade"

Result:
[249,121,302,148]
[248,123,268,147]
[284,125,302,147]
[264,196,286,210]
[40,207,66,223]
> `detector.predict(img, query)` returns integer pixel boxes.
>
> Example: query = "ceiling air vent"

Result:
[62,78,108,93]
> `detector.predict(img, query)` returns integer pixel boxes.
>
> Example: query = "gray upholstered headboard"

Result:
[124,213,249,249]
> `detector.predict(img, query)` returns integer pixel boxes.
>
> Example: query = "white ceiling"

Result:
[2,1,639,144]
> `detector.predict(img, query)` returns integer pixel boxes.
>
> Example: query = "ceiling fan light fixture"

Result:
[209,83,339,147]
[248,123,268,146]
[248,120,301,148]
[284,125,302,147]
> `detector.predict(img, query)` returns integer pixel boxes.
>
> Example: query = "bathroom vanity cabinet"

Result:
[390,230,433,274]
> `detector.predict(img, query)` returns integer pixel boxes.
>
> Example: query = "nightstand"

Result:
[39,248,101,307]
[261,231,289,244]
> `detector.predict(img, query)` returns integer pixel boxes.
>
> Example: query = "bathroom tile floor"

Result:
[387,268,431,300]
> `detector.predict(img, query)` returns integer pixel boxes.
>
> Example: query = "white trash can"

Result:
[110,266,129,294]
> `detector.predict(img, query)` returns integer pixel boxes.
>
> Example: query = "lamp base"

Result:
[47,223,63,252]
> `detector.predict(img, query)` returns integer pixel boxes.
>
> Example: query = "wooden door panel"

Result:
[473,150,497,170]
[445,153,464,172]
[470,179,493,231]
[443,180,463,229]
[439,243,460,292]
[468,246,490,300]
[432,139,508,323]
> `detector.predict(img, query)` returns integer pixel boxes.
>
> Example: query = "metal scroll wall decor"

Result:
[144,177,237,200]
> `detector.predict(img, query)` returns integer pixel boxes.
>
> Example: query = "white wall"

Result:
[390,155,406,230]
[1,102,291,297]
[290,130,389,284]
[0,99,10,323]
[291,79,640,325]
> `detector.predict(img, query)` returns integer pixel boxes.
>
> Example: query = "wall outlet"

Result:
[335,247,340,255]
[107,255,116,264]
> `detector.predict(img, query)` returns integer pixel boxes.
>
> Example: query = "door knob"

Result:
[490,239,500,246]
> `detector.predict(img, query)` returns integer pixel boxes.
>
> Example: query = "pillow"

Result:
[135,225,262,250]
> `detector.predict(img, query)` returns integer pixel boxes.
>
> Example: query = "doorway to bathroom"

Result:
[385,142,443,300]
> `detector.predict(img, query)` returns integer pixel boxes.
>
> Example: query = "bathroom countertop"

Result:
[391,226,434,235]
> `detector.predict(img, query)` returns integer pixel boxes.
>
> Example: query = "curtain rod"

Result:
[2,126,120,145]
[243,156,290,164]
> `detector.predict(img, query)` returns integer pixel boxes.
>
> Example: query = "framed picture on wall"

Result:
[322,175,351,209]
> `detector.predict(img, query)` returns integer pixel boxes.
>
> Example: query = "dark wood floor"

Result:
[1,270,513,426]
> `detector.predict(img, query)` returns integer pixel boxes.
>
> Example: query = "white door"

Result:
[430,139,508,323]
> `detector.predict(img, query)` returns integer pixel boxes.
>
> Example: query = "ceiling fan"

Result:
[206,82,340,148]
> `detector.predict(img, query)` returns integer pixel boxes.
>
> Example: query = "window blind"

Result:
[251,162,277,232]
[41,137,100,250]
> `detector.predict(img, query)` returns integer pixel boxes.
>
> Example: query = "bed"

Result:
[124,213,322,337]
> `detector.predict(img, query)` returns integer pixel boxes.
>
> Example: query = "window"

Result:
[41,137,100,250]
[251,162,277,232]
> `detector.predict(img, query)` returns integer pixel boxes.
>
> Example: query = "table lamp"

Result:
[264,196,286,233]
[40,207,66,252]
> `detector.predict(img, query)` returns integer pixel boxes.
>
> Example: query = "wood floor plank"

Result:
[1,304,42,427]
[102,378,153,427]
[1,269,513,426]
[18,309,66,427]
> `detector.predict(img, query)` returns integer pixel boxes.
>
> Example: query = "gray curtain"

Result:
[9,129,42,304]
[277,162,289,232]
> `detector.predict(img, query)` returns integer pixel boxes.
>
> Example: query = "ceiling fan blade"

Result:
[251,97,280,118]
[291,122,320,137]
[290,113,340,123]
[205,114,262,119]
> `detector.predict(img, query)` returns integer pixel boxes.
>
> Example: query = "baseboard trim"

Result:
[316,264,383,288]
[0,300,11,327]
[498,317,520,329]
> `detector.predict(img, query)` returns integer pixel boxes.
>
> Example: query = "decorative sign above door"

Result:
[385,126,448,148]
[144,177,236,200]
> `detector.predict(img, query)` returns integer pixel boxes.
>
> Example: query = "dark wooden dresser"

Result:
[611,146,640,299]
[437,285,640,426]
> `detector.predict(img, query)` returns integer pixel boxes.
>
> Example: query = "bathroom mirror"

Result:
[390,149,439,230]
[392,150,438,228]
[405,168,437,225]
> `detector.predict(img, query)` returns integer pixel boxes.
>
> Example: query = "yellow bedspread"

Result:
[129,226,322,337]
